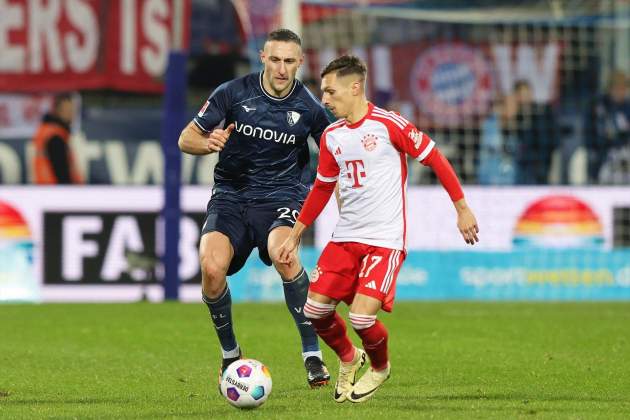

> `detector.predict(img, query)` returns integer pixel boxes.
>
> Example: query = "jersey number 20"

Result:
[277,207,299,224]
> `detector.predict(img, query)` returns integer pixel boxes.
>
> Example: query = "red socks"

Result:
[310,310,389,370]
[310,312,356,363]
[354,320,389,371]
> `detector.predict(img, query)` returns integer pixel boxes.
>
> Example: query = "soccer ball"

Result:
[220,359,272,409]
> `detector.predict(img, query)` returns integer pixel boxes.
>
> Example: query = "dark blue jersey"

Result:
[193,72,331,201]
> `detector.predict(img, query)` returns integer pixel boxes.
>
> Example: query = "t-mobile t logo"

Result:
[345,159,366,188]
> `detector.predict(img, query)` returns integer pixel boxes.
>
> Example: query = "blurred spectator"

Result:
[31,93,83,185]
[584,70,630,184]
[511,80,559,185]
[478,93,517,184]
[302,77,321,98]
[301,78,326,186]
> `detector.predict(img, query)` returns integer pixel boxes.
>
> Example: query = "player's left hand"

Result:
[278,236,300,264]
[457,207,479,245]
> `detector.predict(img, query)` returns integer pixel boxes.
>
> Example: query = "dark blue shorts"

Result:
[201,196,303,275]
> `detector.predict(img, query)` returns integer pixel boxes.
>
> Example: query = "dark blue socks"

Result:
[202,286,240,358]
[283,268,321,358]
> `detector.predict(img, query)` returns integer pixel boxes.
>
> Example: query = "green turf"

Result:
[1,302,629,419]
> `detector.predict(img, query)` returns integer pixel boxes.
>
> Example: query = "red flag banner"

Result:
[0,0,190,93]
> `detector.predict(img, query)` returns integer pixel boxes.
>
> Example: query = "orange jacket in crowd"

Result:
[32,114,83,184]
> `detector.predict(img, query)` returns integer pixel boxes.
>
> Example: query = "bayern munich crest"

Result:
[287,111,301,126]
[410,43,493,126]
[361,133,378,152]
[310,266,322,283]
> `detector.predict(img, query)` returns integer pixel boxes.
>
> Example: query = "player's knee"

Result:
[269,255,296,280]
[200,255,229,291]
[303,297,336,320]
[349,312,377,330]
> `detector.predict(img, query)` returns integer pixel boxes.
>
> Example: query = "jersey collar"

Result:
[259,71,298,102]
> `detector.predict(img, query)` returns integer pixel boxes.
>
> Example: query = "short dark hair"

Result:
[320,55,367,80]
[266,29,301,46]
[513,79,531,92]
[53,92,73,109]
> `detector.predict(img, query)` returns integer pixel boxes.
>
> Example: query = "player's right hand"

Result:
[207,123,234,153]
[278,236,299,264]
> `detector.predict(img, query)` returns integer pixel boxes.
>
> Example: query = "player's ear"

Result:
[259,49,265,64]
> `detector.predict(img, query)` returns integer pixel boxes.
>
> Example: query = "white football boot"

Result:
[334,347,367,403]
[347,362,391,403]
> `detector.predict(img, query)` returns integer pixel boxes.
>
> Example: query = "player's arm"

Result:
[180,81,233,155]
[277,178,337,263]
[278,133,339,263]
[392,121,479,244]
[178,121,234,155]
[422,148,479,245]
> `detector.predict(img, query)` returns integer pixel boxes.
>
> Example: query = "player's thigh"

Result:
[307,291,338,306]
[349,293,383,316]
[309,242,361,306]
[267,225,300,263]
[248,200,302,266]
[202,197,253,276]
[354,246,405,313]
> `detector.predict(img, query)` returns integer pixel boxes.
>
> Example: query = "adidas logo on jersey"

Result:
[365,280,377,290]
[334,146,342,156]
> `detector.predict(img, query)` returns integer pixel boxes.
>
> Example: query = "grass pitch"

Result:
[1,302,629,419]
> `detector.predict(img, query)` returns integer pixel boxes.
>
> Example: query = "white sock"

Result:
[302,350,323,362]
[221,345,240,359]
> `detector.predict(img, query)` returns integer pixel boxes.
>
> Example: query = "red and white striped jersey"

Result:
[317,102,435,250]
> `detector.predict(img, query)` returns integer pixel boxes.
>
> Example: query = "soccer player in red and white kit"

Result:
[278,55,479,403]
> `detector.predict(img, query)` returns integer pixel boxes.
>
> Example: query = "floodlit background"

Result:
[1,0,629,302]
[1,2,630,419]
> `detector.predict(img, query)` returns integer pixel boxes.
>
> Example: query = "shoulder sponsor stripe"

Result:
[372,109,405,129]
[373,107,409,126]
[395,112,409,126]
[384,110,408,127]
[371,112,404,130]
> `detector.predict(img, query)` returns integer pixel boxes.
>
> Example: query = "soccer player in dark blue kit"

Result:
[178,29,331,387]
